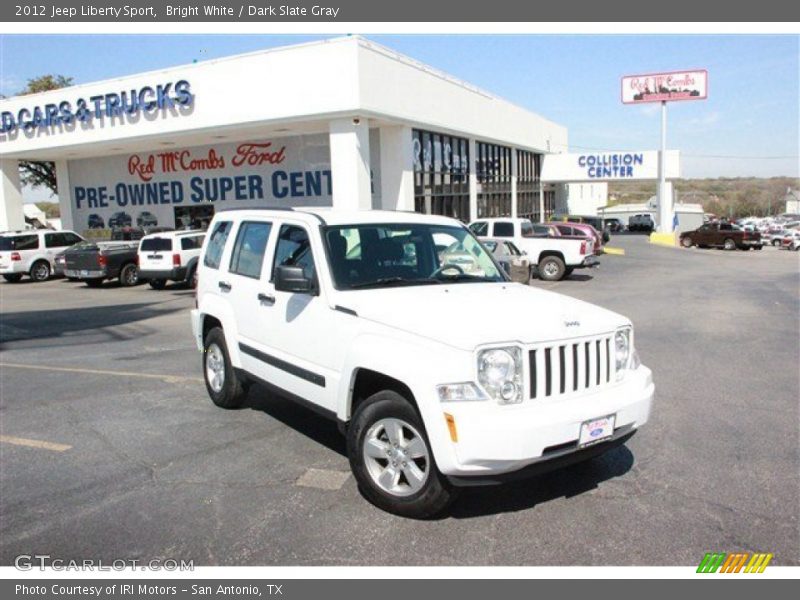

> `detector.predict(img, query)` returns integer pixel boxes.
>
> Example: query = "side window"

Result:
[272,225,316,282]
[181,235,205,251]
[62,233,82,246]
[469,221,488,236]
[45,233,64,248]
[15,235,40,250]
[493,222,515,238]
[229,221,272,279]
[203,221,232,269]
[505,242,520,256]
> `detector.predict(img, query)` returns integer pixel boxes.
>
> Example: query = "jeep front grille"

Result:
[528,335,613,399]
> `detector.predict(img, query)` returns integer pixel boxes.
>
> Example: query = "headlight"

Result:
[477,347,523,404]
[615,327,631,379]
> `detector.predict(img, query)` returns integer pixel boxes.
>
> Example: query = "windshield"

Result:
[325,223,506,290]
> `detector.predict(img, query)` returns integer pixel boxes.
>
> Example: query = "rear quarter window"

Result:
[2,234,40,250]
[203,221,232,269]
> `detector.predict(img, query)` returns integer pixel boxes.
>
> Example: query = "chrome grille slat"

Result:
[528,334,614,400]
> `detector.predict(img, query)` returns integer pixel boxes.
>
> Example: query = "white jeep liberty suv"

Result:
[191,208,654,518]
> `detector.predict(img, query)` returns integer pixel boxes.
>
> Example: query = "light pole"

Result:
[657,100,672,233]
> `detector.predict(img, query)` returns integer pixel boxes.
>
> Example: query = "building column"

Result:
[329,118,372,211]
[468,138,478,221]
[55,160,74,232]
[510,149,518,218]
[0,159,24,232]
[538,184,545,223]
[378,125,414,212]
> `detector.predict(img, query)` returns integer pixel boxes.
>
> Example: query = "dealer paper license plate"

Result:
[579,414,615,447]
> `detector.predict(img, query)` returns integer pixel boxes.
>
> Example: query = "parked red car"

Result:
[551,222,604,255]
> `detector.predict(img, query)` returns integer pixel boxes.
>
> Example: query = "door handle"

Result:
[257,293,275,305]
[218,281,232,292]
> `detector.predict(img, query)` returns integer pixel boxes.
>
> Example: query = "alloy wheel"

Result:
[363,418,430,497]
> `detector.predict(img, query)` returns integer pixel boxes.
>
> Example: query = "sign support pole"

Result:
[657,100,672,233]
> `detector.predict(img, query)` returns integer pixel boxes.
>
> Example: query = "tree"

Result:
[15,75,74,196]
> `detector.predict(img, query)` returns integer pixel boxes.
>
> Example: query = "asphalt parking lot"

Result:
[1,235,798,566]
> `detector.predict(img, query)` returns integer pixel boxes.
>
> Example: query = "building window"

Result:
[476,141,512,218]
[413,129,470,222]
[516,149,542,221]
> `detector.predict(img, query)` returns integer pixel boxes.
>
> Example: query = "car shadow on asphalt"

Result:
[242,384,347,457]
[0,302,188,348]
[444,445,634,519]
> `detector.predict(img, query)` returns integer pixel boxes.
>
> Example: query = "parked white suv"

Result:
[191,208,654,518]
[138,230,206,289]
[469,217,598,281]
[0,230,84,283]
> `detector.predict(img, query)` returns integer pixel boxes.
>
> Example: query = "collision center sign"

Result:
[621,70,708,104]
[540,150,680,182]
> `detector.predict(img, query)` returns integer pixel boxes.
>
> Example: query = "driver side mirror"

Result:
[274,265,316,295]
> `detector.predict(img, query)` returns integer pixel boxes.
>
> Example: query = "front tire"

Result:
[203,327,247,409]
[3,274,23,283]
[30,260,51,282]
[538,255,566,281]
[347,390,456,519]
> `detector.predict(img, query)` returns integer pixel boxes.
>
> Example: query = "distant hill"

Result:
[608,177,799,218]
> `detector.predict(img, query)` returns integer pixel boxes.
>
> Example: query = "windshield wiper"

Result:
[348,277,441,289]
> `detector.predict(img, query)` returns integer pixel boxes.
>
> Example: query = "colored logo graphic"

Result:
[697,552,773,573]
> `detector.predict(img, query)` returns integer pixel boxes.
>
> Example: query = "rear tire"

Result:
[119,263,139,287]
[723,238,736,251]
[2,274,23,283]
[203,327,247,409]
[148,279,167,290]
[30,260,51,282]
[347,390,457,519]
[538,255,566,281]
[772,239,781,247]
[681,236,694,248]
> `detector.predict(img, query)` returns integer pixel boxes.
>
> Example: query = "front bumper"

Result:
[433,365,653,481]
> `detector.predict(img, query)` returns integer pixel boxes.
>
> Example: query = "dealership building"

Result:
[0,37,635,234]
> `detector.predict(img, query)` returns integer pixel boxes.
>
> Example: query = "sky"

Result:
[0,34,798,202]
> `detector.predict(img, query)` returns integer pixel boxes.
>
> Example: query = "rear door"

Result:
[225,219,276,371]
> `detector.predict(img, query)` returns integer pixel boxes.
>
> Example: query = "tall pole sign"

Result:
[622,70,708,233]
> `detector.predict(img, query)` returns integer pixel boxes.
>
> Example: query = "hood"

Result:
[336,282,628,351]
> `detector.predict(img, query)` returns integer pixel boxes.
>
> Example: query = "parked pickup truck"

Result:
[679,222,763,251]
[63,240,140,287]
[468,217,598,281]
[191,208,653,518]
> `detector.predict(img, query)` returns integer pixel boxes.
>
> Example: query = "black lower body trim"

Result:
[239,342,326,387]
[446,429,636,487]
[234,367,338,423]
